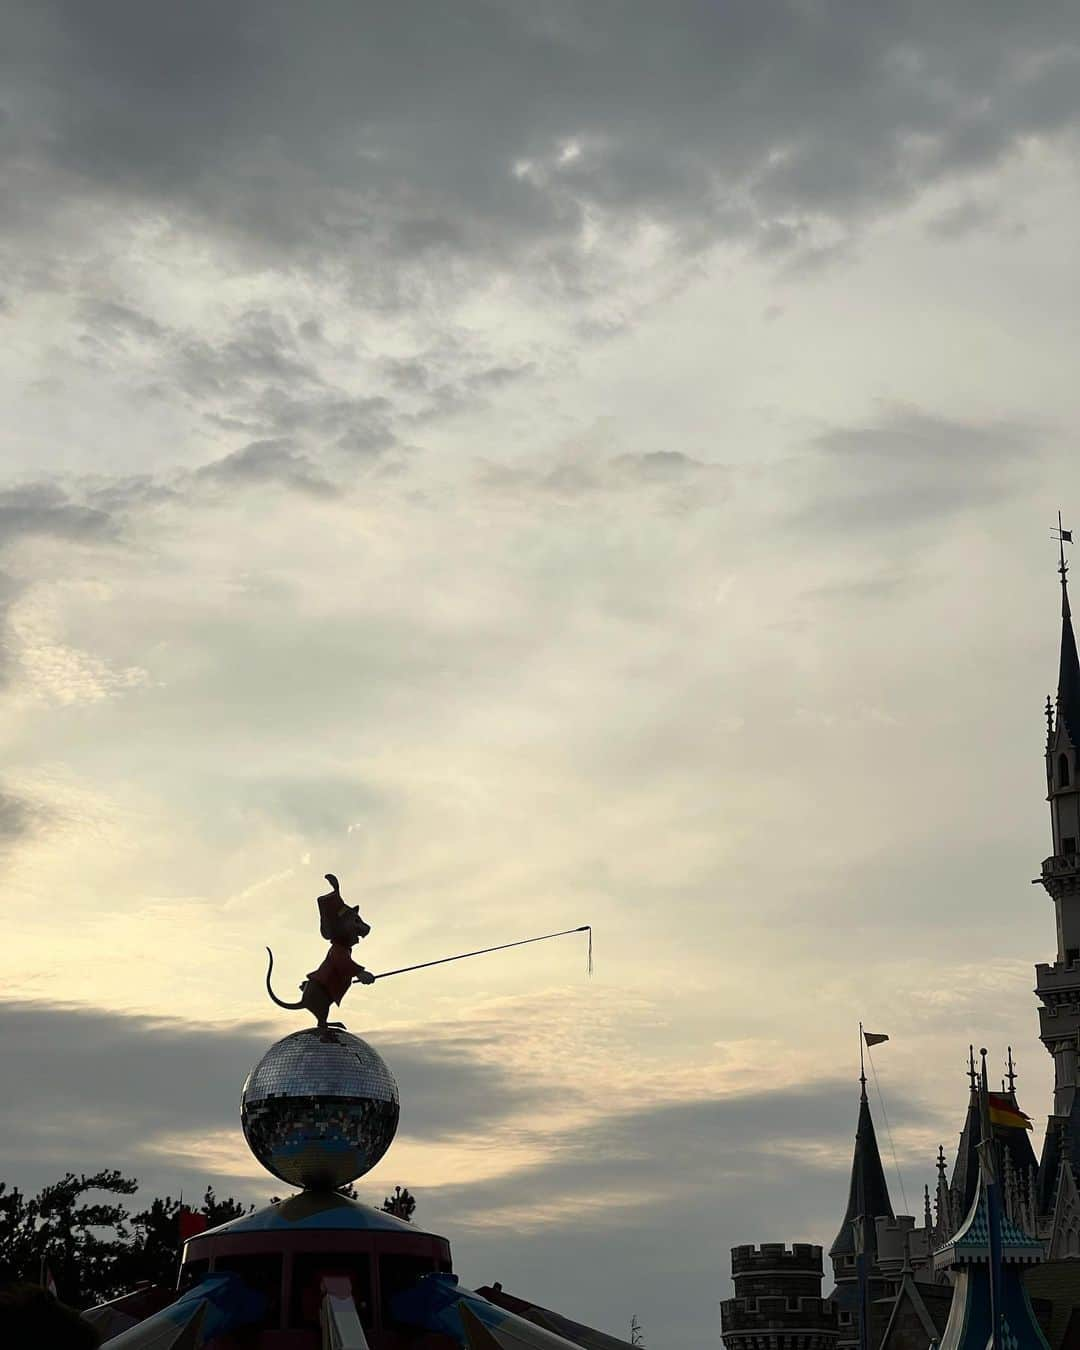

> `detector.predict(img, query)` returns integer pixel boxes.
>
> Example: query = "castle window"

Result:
[1060,754,1071,787]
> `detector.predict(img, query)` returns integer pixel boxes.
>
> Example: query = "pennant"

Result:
[43,1264,57,1299]
[987,1093,1033,1131]
[863,1032,889,1047]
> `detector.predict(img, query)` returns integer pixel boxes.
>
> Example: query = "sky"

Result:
[2,2,1080,1346]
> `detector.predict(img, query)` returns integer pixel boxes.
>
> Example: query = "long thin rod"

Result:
[372,925,591,981]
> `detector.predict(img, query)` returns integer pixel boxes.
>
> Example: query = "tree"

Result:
[199,1186,250,1230]
[0,1171,137,1308]
[0,1176,255,1307]
[120,1187,253,1291]
[381,1186,416,1222]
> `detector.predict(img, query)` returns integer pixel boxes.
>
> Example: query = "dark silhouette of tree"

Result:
[199,1186,250,1229]
[0,1171,137,1307]
[0,1177,255,1306]
[123,1197,181,1290]
[381,1186,416,1222]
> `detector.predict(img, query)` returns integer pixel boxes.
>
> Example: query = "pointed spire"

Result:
[951,1049,983,1225]
[935,1143,953,1244]
[830,1071,895,1259]
[924,1183,933,1232]
[1005,1046,1017,1096]
[1055,513,1080,748]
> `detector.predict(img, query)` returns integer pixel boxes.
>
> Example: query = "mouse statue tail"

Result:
[265,947,305,1010]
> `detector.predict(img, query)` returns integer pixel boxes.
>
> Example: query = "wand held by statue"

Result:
[366,924,593,981]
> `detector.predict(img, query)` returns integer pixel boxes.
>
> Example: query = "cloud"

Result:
[798,404,1039,531]
[0,789,48,848]
[0,1000,548,1197]
[6,2,1080,288]
[195,439,338,498]
[0,482,114,542]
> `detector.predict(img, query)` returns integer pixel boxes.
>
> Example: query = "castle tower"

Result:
[1035,522,1080,1214]
[829,1074,895,1350]
[721,1244,839,1350]
[1035,524,1080,1114]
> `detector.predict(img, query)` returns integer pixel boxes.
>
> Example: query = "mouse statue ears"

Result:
[317,873,371,943]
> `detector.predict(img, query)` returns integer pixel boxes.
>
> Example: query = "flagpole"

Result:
[856,1022,870,1350]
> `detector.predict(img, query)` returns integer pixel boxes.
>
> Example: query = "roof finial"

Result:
[967,1044,977,1093]
[859,1021,868,1100]
[1005,1045,1017,1094]
[1047,693,1056,744]
[937,1143,948,1180]
[1055,511,1073,620]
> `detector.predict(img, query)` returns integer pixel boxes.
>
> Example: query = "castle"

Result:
[721,537,1080,1350]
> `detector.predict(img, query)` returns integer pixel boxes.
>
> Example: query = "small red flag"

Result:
[43,1264,57,1298]
[178,1206,208,1240]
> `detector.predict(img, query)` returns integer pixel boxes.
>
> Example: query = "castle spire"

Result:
[1056,512,1080,749]
[830,1073,895,1261]
[935,1144,953,1242]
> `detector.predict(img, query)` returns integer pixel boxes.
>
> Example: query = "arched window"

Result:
[1060,753,1071,788]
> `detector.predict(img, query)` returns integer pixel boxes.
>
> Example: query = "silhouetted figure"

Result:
[265,874,375,1028]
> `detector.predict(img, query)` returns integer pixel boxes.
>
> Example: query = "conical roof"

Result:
[830,1079,894,1258]
[949,1087,982,1226]
[1057,555,1080,748]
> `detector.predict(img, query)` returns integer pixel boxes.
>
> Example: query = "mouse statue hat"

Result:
[317,873,371,943]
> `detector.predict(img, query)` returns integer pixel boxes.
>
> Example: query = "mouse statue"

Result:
[265,874,376,1030]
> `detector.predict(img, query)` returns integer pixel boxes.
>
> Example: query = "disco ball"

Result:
[241,1028,399,1190]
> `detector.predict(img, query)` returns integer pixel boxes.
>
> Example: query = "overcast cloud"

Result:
[2,4,1079,1348]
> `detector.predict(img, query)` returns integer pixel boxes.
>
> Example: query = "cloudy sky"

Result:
[3,2,1080,1345]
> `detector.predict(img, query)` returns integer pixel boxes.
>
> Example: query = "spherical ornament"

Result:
[241,1028,399,1190]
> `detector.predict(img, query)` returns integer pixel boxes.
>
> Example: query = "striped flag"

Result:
[988,1093,1033,1131]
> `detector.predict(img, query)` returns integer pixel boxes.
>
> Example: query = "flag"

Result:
[179,1206,209,1240]
[863,1032,889,1047]
[987,1093,1033,1131]
[43,1263,57,1298]
[1064,529,1074,543]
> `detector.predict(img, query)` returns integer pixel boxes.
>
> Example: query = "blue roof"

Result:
[936,1190,1043,1265]
[199,1190,438,1237]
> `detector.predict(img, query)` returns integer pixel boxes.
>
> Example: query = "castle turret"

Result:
[1035,525,1080,1114]
[1035,523,1080,1213]
[829,1074,895,1350]
[721,1244,838,1350]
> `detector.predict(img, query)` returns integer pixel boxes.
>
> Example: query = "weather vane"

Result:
[1053,510,1073,575]
[266,873,592,1031]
